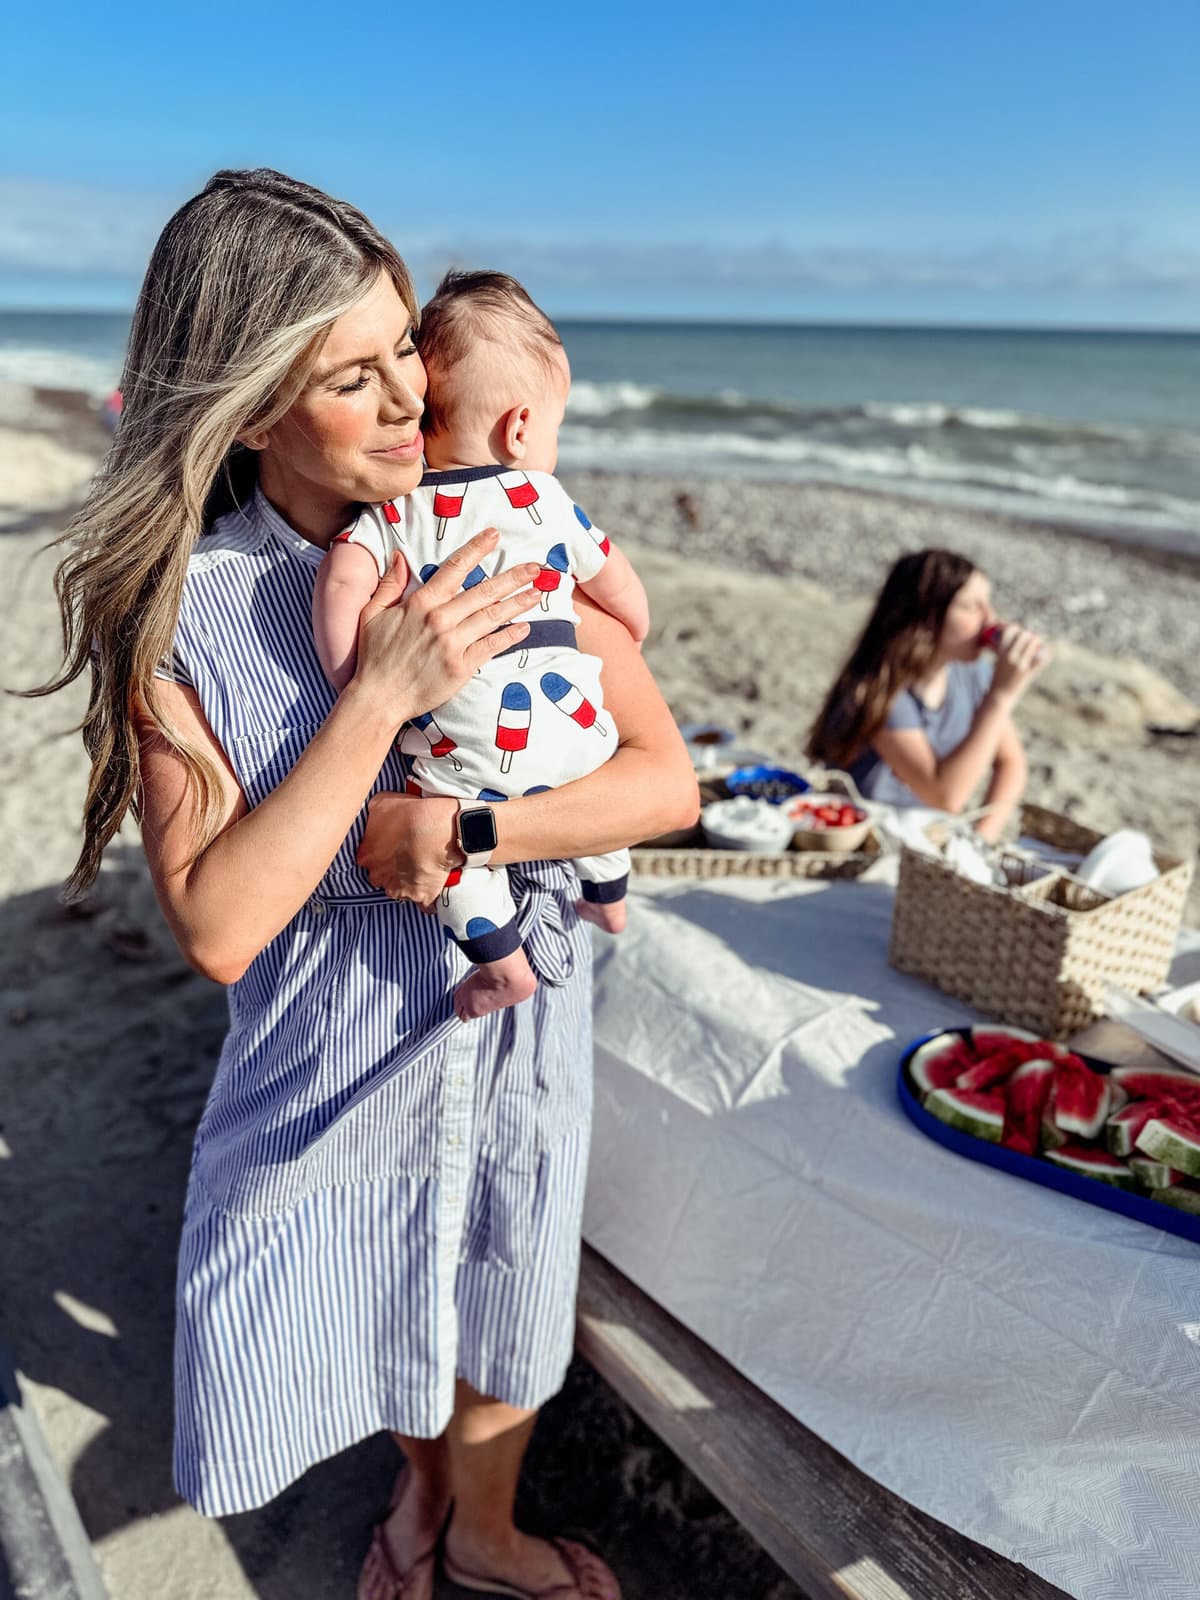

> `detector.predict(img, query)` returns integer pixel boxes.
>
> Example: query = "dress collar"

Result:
[252,485,332,567]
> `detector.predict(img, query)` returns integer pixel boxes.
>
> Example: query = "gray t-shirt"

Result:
[845,658,994,807]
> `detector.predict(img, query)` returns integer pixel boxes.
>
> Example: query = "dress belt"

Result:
[303,861,578,1161]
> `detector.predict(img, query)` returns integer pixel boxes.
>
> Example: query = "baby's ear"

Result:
[500,403,530,463]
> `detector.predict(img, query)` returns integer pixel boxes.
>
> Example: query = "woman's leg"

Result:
[442,1378,619,1596]
[358,1432,452,1600]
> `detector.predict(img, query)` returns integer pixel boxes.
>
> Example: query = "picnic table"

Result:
[580,872,1200,1600]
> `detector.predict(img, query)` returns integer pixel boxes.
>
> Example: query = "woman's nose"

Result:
[379,357,426,420]
[380,375,423,420]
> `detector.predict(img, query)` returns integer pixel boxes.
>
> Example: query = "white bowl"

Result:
[701,797,794,854]
[1075,829,1159,897]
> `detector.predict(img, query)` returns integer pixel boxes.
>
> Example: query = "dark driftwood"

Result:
[576,1245,1070,1600]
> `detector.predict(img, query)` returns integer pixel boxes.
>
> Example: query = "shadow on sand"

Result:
[0,849,800,1599]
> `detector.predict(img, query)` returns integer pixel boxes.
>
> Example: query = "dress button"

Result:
[448,1134,460,1147]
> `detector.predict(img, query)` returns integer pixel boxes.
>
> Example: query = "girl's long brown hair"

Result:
[806,548,978,770]
[29,169,418,899]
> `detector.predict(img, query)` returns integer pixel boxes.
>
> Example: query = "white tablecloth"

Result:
[585,875,1200,1600]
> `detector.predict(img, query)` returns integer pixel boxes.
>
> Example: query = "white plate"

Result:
[1104,985,1200,1075]
[1160,979,1200,1028]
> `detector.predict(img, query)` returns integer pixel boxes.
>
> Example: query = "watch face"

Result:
[460,806,499,856]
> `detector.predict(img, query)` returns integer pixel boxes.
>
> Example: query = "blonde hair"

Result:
[32,168,418,898]
[417,269,563,439]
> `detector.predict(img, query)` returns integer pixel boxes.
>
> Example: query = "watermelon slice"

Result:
[1106,1099,1172,1158]
[1001,1057,1056,1154]
[955,1045,1034,1093]
[1110,1067,1200,1112]
[1040,1082,1068,1150]
[909,1034,975,1097]
[1052,1057,1111,1140]
[969,1026,1041,1054]
[1044,1145,1138,1189]
[924,1087,1005,1142]
[1153,1183,1200,1216]
[1128,1154,1183,1190]
[1134,1118,1200,1181]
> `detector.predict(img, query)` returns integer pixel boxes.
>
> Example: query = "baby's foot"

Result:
[576,898,627,934]
[455,949,538,1021]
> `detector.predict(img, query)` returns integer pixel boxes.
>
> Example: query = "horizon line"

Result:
[1,305,1199,338]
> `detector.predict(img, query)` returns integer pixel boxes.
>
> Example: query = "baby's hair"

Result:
[418,269,563,436]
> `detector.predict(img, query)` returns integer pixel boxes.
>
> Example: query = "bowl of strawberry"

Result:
[789,795,872,853]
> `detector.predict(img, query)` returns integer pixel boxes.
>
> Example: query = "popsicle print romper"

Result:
[337,465,631,965]
[162,487,596,1515]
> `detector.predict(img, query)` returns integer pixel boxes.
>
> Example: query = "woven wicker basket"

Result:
[888,803,1193,1039]
[632,773,882,881]
[631,833,883,882]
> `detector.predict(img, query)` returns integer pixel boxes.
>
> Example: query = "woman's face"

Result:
[938,569,995,661]
[254,272,427,543]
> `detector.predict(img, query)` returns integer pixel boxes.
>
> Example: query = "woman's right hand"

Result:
[988,621,1050,704]
[353,528,540,727]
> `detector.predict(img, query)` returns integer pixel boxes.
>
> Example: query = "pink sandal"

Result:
[355,1469,447,1600]
[356,1523,439,1600]
[442,1535,621,1600]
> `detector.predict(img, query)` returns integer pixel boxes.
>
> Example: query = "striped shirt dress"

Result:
[162,488,595,1516]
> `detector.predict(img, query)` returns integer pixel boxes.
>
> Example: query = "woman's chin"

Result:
[361,456,426,500]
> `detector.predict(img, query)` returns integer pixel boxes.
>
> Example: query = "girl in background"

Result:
[807,548,1047,843]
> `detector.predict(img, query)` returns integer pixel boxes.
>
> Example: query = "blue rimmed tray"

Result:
[897,1029,1200,1247]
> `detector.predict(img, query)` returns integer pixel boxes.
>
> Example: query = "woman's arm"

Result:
[870,689,1016,815]
[138,531,541,983]
[868,624,1046,817]
[356,595,698,902]
[975,719,1028,843]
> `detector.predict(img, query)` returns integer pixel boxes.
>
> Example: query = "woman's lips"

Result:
[375,430,424,460]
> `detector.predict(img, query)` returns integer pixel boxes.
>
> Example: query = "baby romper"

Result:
[337,466,631,964]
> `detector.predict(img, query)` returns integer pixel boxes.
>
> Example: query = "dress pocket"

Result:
[230,721,326,810]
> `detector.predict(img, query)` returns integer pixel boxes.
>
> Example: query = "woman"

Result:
[807,549,1047,843]
[42,170,696,1600]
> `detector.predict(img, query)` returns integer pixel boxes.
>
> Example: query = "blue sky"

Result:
[3,0,1198,326]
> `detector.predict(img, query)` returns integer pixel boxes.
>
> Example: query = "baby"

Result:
[312,270,650,1021]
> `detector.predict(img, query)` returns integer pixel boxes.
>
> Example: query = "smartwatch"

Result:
[456,799,499,870]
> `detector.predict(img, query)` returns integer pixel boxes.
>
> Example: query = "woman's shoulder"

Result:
[186,502,271,579]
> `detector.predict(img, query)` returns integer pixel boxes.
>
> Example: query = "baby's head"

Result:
[416,270,569,474]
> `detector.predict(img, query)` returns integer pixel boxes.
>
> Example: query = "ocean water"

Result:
[3,309,1199,542]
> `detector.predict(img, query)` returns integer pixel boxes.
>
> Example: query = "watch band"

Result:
[456,798,497,871]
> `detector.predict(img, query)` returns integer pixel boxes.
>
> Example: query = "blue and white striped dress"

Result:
[162,488,594,1516]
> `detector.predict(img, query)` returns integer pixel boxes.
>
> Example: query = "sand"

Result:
[1,385,1196,1600]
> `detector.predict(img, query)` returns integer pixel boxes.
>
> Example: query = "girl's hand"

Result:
[357,793,461,906]
[353,529,540,728]
[989,622,1050,704]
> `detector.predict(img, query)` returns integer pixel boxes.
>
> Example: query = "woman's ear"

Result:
[501,403,530,462]
[237,427,271,452]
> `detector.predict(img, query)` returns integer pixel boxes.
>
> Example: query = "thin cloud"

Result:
[2,177,1198,299]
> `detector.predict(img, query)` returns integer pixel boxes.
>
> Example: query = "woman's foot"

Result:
[455,949,538,1021]
[357,1470,451,1600]
[574,899,627,934]
[443,1521,621,1599]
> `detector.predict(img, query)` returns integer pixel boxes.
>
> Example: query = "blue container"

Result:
[897,1029,1200,1246]
[724,764,810,805]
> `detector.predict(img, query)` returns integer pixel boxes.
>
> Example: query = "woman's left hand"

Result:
[358,793,461,906]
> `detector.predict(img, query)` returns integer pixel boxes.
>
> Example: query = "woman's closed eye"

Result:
[336,341,419,395]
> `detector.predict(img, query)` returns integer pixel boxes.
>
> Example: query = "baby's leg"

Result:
[439,865,537,1021]
[574,848,631,934]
